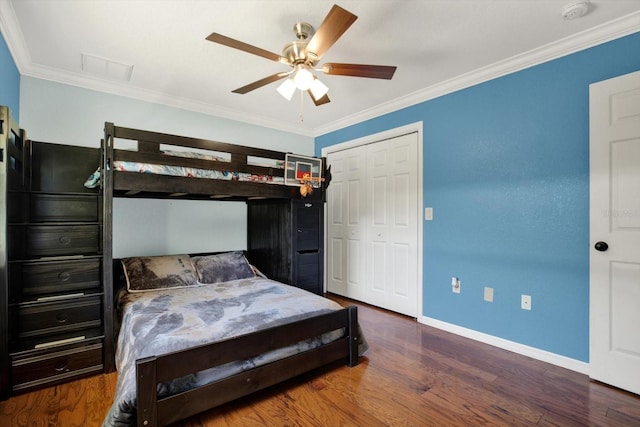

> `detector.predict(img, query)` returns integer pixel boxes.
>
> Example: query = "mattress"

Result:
[103,276,366,426]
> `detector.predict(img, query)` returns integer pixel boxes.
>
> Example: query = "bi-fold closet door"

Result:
[327,132,419,317]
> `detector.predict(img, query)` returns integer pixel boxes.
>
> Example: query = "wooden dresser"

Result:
[247,198,324,295]
[2,138,104,397]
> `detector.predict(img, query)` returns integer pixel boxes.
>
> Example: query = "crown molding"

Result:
[2,0,638,139]
[0,0,313,137]
[0,0,31,69]
[23,62,315,136]
[311,11,640,137]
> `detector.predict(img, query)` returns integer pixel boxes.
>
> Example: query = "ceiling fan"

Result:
[206,4,397,106]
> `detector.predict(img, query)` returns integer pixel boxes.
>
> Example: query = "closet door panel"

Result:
[365,134,418,316]
[327,146,366,299]
[327,132,419,317]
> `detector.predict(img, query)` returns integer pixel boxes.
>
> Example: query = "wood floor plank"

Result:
[86,373,118,425]
[0,385,59,427]
[56,379,87,427]
[2,294,640,426]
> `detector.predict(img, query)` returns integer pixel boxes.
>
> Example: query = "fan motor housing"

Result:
[283,41,312,64]
[283,22,317,65]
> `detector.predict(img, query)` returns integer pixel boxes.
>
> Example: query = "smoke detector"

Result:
[561,0,591,20]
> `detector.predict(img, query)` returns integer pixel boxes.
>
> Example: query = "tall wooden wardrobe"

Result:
[247,197,324,295]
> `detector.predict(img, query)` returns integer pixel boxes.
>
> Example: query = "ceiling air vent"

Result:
[81,53,133,81]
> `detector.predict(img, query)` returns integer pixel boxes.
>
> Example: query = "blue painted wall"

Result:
[0,31,20,120]
[316,32,640,362]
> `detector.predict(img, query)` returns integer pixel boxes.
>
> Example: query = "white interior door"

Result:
[327,132,419,317]
[590,70,640,395]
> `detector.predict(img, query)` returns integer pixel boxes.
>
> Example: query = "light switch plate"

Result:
[484,287,494,302]
[425,207,433,221]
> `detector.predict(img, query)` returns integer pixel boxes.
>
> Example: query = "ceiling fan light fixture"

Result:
[277,78,296,100]
[310,78,329,100]
[208,4,397,109]
[293,65,314,90]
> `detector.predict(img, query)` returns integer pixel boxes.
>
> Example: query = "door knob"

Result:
[594,241,609,252]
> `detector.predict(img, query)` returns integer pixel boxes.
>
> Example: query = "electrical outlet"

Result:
[452,277,460,294]
[521,294,531,310]
[484,287,494,302]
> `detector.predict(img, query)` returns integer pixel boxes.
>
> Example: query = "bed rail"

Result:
[104,122,324,200]
[136,305,359,427]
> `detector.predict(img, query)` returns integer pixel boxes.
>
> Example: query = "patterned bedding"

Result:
[113,160,285,183]
[103,276,366,426]
[84,150,285,189]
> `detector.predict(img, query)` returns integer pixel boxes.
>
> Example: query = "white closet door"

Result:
[327,133,419,317]
[365,133,418,316]
[327,145,367,301]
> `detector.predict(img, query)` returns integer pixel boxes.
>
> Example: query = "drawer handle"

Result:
[58,271,71,281]
[53,360,68,372]
[56,313,68,323]
[297,229,303,233]
[58,236,71,245]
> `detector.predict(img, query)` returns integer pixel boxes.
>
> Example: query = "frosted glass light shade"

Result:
[293,66,314,90]
[310,78,329,100]
[277,78,296,100]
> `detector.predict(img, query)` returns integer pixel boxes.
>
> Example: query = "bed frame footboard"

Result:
[136,305,359,427]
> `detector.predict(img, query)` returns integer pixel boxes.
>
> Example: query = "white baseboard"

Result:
[419,316,589,375]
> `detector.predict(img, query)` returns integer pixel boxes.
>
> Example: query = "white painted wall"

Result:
[19,77,313,257]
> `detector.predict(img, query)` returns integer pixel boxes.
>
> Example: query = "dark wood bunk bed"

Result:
[101,123,362,427]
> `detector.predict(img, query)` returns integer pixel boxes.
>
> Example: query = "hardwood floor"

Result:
[1,294,639,426]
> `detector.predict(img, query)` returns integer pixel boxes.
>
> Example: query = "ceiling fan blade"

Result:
[305,5,357,60]
[322,63,397,79]
[232,72,291,94]
[308,90,331,106]
[206,33,289,64]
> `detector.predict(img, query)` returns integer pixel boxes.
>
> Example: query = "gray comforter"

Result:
[103,277,366,426]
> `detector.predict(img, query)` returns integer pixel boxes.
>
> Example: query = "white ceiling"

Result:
[1,0,639,136]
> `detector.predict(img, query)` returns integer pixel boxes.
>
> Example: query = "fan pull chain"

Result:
[299,90,304,122]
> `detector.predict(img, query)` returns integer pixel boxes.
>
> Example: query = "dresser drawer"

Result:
[16,296,102,339]
[11,342,103,392]
[294,202,321,251]
[31,194,99,222]
[27,225,100,257]
[294,251,322,294]
[9,258,101,301]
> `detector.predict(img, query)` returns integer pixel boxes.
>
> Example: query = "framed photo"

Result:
[285,154,323,187]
